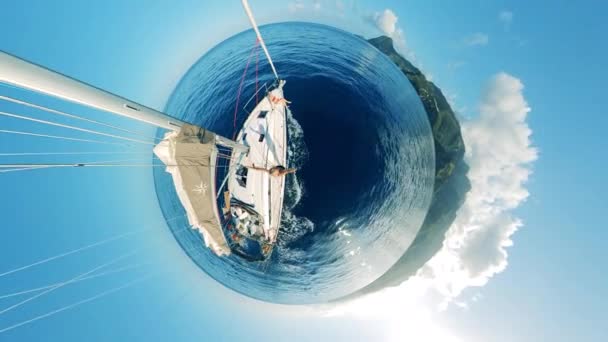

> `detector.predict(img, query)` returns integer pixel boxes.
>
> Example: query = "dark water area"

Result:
[287,75,385,246]
[154,22,435,304]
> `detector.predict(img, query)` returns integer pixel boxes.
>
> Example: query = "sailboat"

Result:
[0,0,290,261]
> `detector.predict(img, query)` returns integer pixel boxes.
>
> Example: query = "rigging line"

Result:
[0,110,154,145]
[0,229,198,301]
[0,224,208,303]
[0,229,207,299]
[217,152,233,159]
[0,251,138,316]
[0,166,54,174]
[232,39,260,140]
[217,151,235,159]
[0,216,194,325]
[0,220,191,302]
[0,155,231,168]
[0,213,186,279]
[0,165,163,173]
[0,110,155,145]
[0,129,129,146]
[0,95,161,142]
[0,157,167,173]
[0,152,156,156]
[0,273,154,334]
[217,153,235,160]
[0,233,139,279]
[216,152,245,199]
[216,146,233,151]
[0,230,203,332]
[0,156,162,166]
[215,146,235,154]
[255,41,260,105]
[0,150,229,161]
[0,164,231,170]
[0,263,148,300]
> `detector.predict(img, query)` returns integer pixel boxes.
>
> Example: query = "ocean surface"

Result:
[153,22,435,304]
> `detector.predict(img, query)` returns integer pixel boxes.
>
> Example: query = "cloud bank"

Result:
[326,72,536,339]
[424,72,537,305]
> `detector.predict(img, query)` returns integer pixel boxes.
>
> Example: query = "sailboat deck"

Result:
[228,83,288,243]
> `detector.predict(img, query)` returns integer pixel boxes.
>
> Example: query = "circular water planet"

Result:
[153,22,435,304]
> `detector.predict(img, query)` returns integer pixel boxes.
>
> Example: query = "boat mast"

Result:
[0,51,185,131]
[241,0,279,80]
[0,51,248,152]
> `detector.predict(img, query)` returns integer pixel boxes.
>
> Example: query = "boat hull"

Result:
[226,81,288,259]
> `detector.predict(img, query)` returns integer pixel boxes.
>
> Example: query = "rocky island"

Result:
[345,36,472,298]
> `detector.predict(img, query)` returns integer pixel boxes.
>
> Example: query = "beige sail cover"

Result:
[154,124,230,256]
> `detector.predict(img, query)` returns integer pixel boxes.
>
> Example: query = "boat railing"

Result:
[241,81,269,115]
[241,79,280,115]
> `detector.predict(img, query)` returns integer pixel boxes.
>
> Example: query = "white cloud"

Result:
[323,73,536,339]
[464,32,489,46]
[420,72,536,306]
[374,9,398,35]
[499,10,513,29]
[288,0,306,13]
[392,28,407,51]
[371,9,408,54]
[313,0,321,11]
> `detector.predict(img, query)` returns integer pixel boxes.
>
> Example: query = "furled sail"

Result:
[154,124,230,256]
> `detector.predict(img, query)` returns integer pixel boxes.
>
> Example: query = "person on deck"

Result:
[248,164,296,177]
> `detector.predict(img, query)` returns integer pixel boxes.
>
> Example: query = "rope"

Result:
[0,263,146,300]
[0,158,168,173]
[232,39,260,140]
[0,164,231,168]
[0,129,127,146]
[0,152,154,156]
[0,95,161,142]
[216,152,245,199]
[0,274,152,334]
[0,164,232,173]
[0,251,138,316]
[217,153,234,160]
[0,166,53,173]
[255,38,260,105]
[0,110,155,145]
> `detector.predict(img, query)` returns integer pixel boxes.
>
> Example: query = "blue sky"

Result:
[1,1,607,341]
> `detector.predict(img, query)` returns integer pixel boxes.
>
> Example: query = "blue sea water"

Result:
[153,22,435,304]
